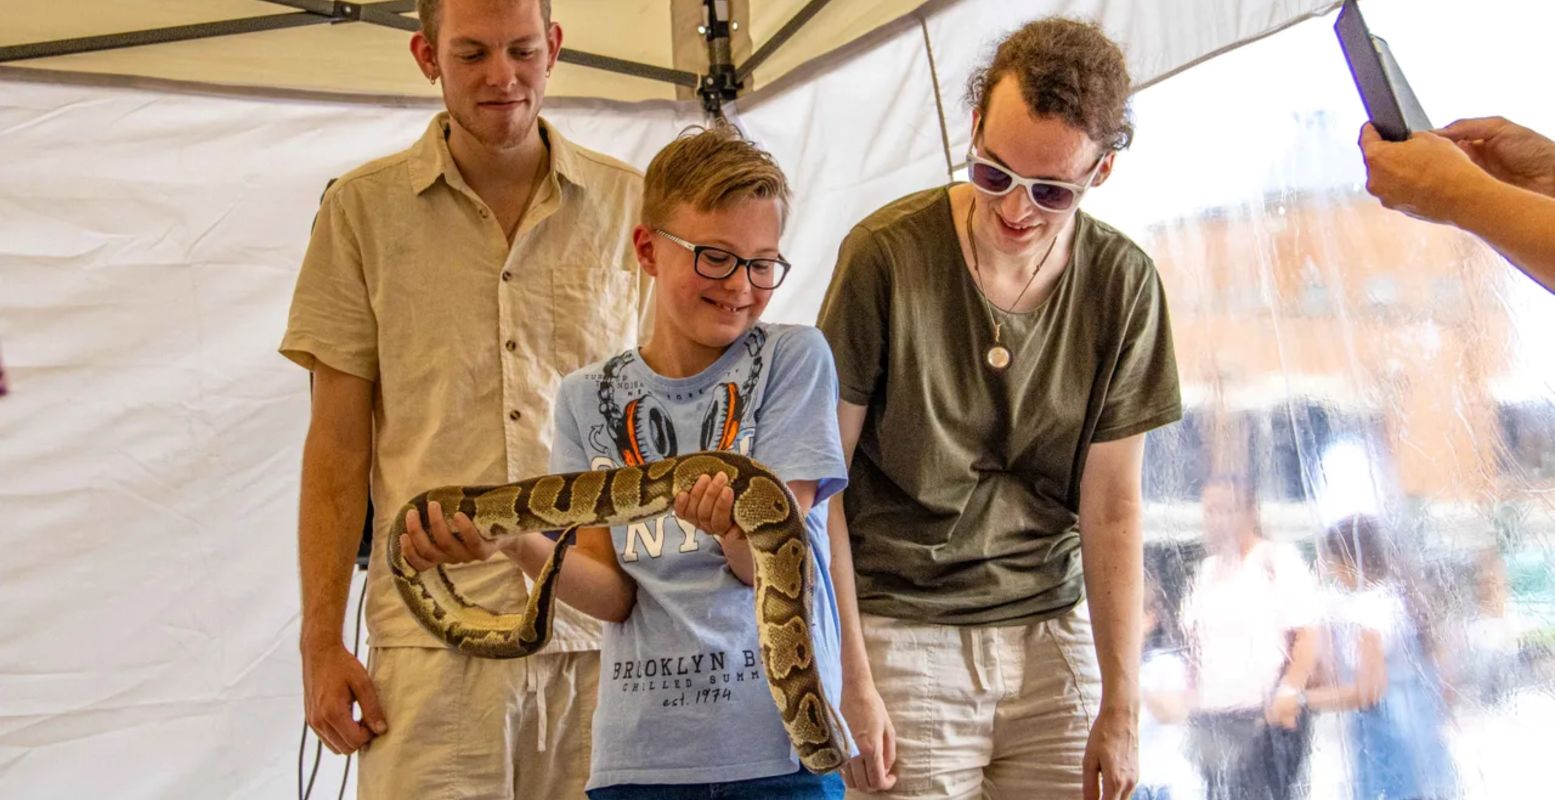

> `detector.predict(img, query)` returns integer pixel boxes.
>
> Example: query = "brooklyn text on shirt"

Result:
[611,649,765,702]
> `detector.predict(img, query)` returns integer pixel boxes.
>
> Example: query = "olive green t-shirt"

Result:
[817,187,1182,626]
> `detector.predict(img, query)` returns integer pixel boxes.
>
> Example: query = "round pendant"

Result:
[986,345,1011,370]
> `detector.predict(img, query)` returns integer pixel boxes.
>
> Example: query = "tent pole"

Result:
[734,0,833,84]
[698,0,742,116]
[259,0,422,31]
[0,13,327,62]
[0,1,403,63]
[557,51,699,88]
[0,0,700,91]
[917,14,956,183]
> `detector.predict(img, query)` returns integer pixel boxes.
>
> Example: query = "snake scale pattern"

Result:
[387,451,850,773]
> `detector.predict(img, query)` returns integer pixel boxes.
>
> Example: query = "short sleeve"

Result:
[278,184,379,381]
[1272,544,1321,630]
[1349,588,1405,645]
[1178,559,1213,633]
[547,378,592,474]
[751,327,849,505]
[817,226,891,407]
[1093,266,1182,442]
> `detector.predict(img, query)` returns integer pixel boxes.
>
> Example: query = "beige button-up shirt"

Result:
[281,113,647,650]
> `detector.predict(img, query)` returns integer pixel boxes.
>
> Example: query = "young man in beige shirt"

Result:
[280,1,648,796]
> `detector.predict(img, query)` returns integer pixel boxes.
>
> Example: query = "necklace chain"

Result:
[965,198,1058,368]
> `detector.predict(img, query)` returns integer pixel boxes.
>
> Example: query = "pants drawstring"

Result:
[524,659,549,753]
[964,627,991,693]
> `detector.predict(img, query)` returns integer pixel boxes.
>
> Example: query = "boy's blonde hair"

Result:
[642,123,791,229]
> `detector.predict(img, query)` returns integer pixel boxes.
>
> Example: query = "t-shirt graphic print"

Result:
[548,323,849,790]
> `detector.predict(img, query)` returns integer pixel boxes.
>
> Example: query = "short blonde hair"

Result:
[642,123,791,229]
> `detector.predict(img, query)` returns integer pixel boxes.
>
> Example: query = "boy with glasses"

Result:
[404,123,874,800]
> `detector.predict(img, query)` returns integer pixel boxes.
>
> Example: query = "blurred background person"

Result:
[1180,475,1321,800]
[1307,515,1457,800]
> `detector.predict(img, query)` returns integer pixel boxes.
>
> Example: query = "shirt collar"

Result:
[408,112,588,195]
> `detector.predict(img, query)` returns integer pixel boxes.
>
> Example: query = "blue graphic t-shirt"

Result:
[549,323,850,790]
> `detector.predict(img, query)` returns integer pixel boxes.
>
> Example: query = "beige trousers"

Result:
[357,647,599,800]
[850,603,1102,800]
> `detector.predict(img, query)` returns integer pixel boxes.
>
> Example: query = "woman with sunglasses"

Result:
[817,17,1182,800]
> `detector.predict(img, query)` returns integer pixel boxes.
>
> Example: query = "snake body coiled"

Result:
[387,451,850,773]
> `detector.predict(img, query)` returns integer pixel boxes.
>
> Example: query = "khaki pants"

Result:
[851,603,1101,800]
[357,647,599,800]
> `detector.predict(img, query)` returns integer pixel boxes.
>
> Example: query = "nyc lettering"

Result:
[622,515,700,562]
[594,436,755,563]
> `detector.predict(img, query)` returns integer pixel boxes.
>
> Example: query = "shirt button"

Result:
[505,340,517,352]
[508,409,522,421]
[501,270,512,282]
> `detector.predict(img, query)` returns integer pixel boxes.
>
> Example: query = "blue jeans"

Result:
[586,768,844,800]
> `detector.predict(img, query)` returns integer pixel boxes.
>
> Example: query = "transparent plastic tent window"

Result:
[1083,1,1555,797]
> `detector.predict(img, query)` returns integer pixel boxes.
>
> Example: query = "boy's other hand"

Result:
[675,471,742,541]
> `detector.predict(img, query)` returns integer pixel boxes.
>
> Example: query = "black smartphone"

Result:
[1335,0,1432,142]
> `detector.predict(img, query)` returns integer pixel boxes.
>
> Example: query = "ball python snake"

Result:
[387,451,850,774]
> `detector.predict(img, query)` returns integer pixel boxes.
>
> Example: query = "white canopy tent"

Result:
[2,1,1337,102]
[16,1,1555,797]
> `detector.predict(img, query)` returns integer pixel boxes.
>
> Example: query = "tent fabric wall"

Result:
[0,80,695,797]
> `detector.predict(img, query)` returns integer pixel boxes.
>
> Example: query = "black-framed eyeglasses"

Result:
[654,229,791,290]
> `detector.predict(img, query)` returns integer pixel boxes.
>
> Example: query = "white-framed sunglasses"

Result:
[965,145,1107,212]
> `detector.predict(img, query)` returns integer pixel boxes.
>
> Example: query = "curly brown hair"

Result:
[966,17,1134,150]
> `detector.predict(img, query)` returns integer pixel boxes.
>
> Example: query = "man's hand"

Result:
[1360,123,1496,224]
[398,501,497,572]
[1439,116,1555,198]
[301,642,386,755]
[1082,706,1138,800]
[1265,686,1304,729]
[839,682,898,792]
